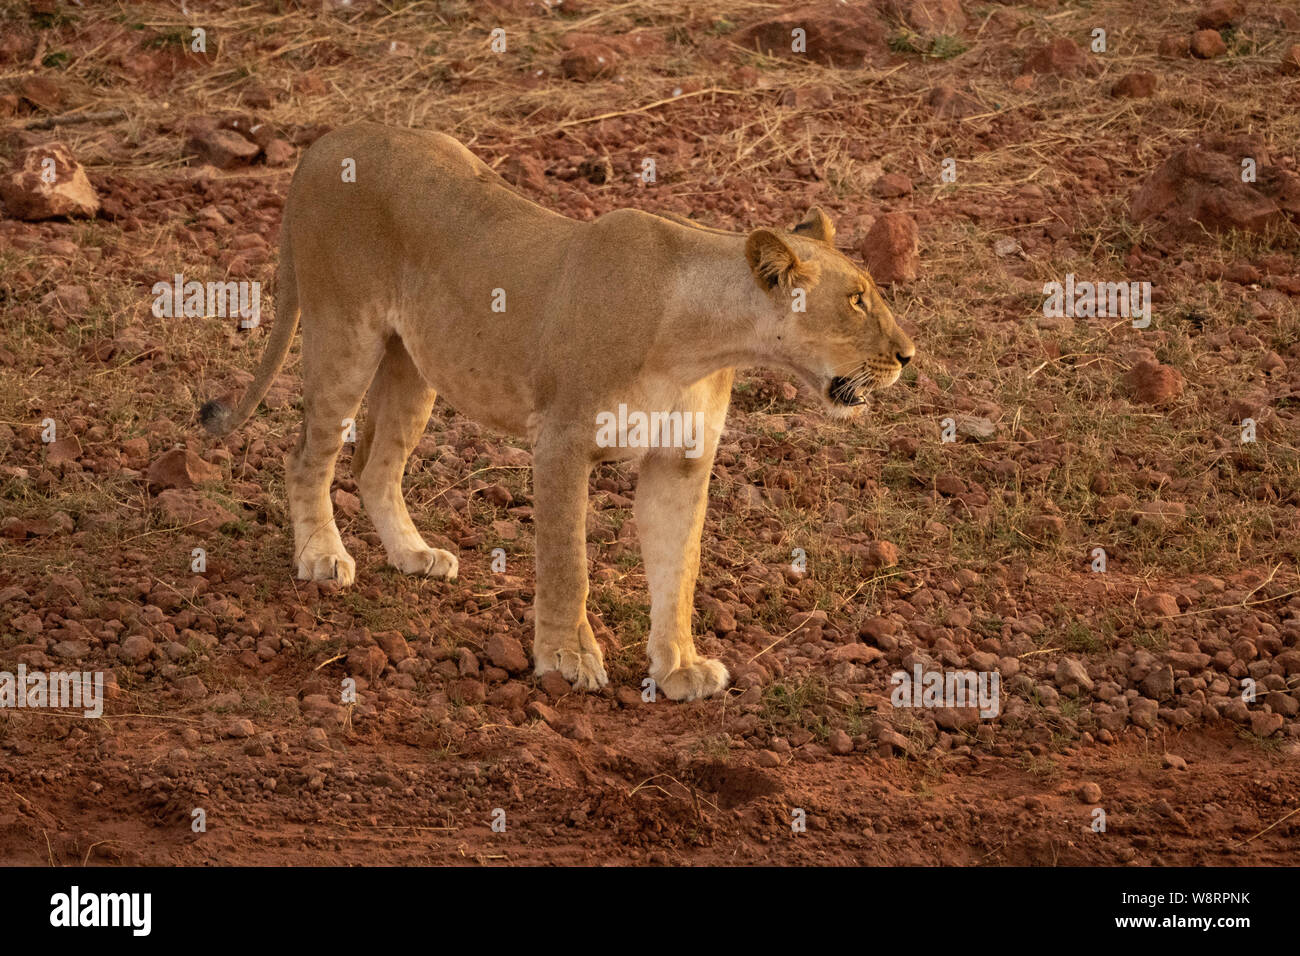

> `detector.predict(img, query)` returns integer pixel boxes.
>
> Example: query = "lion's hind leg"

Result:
[355,336,457,580]
[286,314,384,587]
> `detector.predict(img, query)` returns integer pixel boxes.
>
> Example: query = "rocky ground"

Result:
[1,0,1298,865]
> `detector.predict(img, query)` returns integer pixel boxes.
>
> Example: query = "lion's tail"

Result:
[198,233,300,437]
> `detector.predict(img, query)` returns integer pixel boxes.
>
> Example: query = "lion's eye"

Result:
[850,292,865,310]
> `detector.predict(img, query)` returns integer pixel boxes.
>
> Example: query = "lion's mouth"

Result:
[827,375,868,407]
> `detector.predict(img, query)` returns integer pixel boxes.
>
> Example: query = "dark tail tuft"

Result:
[198,399,233,436]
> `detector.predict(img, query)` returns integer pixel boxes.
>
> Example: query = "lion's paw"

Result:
[536,646,608,692]
[653,657,730,701]
[388,545,458,580]
[297,549,356,587]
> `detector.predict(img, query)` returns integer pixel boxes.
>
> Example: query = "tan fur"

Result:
[201,123,916,701]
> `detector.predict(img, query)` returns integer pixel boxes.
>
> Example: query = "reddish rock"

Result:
[1138,592,1180,618]
[1195,1,1243,30]
[827,643,884,664]
[484,633,529,673]
[933,706,980,732]
[1190,29,1227,59]
[186,126,260,169]
[899,0,966,34]
[147,448,220,491]
[1122,360,1184,405]
[862,540,899,570]
[347,645,388,679]
[45,436,82,465]
[1020,38,1091,77]
[778,85,834,109]
[871,172,913,199]
[0,143,100,220]
[1131,137,1291,237]
[331,489,360,517]
[156,488,240,533]
[119,634,156,664]
[698,596,737,635]
[859,212,919,283]
[488,681,530,709]
[1026,515,1065,538]
[1249,711,1283,738]
[1281,44,1300,75]
[935,474,966,496]
[735,6,886,67]
[373,630,411,664]
[263,138,295,166]
[526,700,561,726]
[1111,71,1158,98]
[560,44,619,81]
[1158,34,1189,57]
[41,284,90,317]
[452,678,486,704]
[1133,500,1186,530]
[537,670,572,699]
[18,75,67,112]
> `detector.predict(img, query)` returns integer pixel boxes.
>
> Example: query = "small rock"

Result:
[871,172,913,199]
[1282,43,1300,75]
[1077,781,1103,803]
[157,489,240,534]
[0,143,100,220]
[1111,71,1158,98]
[1140,665,1175,701]
[1123,360,1184,405]
[187,126,260,169]
[119,634,155,663]
[561,44,620,81]
[1021,38,1091,77]
[1195,1,1243,30]
[859,212,919,283]
[147,448,220,491]
[1138,592,1179,618]
[224,718,255,739]
[373,630,411,664]
[1249,711,1283,738]
[484,633,529,673]
[1054,658,1094,693]
[861,540,898,570]
[1190,29,1227,59]
[1131,697,1159,729]
[263,138,296,166]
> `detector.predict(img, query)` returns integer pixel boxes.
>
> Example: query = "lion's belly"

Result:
[392,316,537,438]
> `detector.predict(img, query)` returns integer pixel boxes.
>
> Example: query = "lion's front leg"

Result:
[635,448,730,702]
[531,435,608,691]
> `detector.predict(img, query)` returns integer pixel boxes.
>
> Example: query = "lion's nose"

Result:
[896,352,912,367]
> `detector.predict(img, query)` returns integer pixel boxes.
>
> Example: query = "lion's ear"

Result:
[791,206,835,243]
[745,229,820,293]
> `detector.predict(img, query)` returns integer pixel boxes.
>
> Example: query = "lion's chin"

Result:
[825,399,869,421]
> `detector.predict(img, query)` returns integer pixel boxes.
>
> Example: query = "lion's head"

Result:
[745,207,916,418]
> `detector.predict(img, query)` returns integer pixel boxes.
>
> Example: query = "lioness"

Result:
[200,123,915,701]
